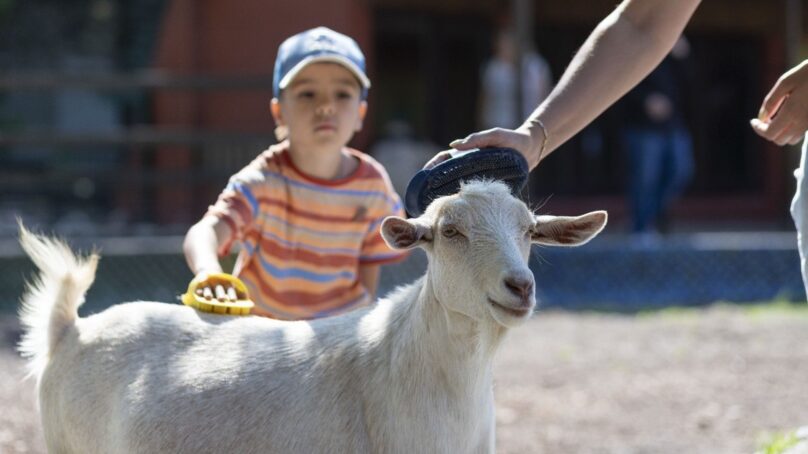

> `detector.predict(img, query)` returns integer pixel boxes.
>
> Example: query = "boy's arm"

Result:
[183,215,232,275]
[359,264,381,300]
[184,215,244,302]
[446,0,702,169]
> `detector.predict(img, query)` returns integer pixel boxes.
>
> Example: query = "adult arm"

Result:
[447,0,702,169]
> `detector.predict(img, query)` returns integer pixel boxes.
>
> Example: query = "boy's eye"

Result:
[297,91,315,99]
[336,91,353,100]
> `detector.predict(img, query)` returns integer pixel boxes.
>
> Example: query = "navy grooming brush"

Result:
[404,147,529,217]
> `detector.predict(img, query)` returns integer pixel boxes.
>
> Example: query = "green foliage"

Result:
[636,305,701,319]
[635,300,808,320]
[742,300,808,318]
[756,430,800,454]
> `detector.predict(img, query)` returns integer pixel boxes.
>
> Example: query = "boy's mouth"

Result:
[315,123,336,132]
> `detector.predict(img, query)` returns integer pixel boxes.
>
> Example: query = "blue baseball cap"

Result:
[273,27,371,99]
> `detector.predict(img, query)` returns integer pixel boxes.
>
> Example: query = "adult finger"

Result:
[423,150,452,170]
[770,119,797,144]
[783,123,808,145]
[761,103,795,141]
[750,118,771,139]
[769,114,798,146]
[449,128,513,150]
[772,118,799,146]
[750,118,789,145]
[775,131,796,146]
[788,133,805,145]
[759,79,791,121]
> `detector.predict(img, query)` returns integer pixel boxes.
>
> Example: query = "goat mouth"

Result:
[487,298,532,318]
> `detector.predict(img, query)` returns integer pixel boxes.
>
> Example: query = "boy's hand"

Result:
[192,272,242,302]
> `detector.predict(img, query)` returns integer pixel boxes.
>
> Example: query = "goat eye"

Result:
[442,226,459,238]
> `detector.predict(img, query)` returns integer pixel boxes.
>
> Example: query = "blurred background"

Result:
[1,0,806,310]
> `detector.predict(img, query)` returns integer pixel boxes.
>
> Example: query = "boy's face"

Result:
[271,62,367,151]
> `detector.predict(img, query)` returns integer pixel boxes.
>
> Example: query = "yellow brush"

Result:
[181,273,255,315]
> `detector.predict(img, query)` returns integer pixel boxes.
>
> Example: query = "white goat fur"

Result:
[18,180,607,453]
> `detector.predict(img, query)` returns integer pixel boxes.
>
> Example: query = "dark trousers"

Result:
[624,127,694,233]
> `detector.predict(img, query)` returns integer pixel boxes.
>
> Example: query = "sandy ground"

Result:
[2,305,807,454]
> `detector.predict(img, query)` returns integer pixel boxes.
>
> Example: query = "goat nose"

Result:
[504,276,534,299]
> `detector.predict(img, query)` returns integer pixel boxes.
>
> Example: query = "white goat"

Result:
[18,180,607,454]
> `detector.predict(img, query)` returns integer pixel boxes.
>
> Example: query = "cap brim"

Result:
[278,55,371,92]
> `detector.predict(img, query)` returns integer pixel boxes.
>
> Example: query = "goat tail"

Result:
[17,222,99,379]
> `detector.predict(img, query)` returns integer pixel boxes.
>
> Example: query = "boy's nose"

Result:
[316,101,335,116]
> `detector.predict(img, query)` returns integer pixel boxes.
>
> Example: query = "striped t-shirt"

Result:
[206,141,407,320]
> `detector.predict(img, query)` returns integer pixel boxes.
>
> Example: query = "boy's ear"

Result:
[355,100,368,132]
[270,98,283,125]
[270,98,289,141]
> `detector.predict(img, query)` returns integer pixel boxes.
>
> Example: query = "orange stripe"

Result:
[278,147,383,186]
[257,236,358,267]
[259,225,364,251]
[245,269,364,307]
[257,197,365,223]
[260,142,389,186]
[259,211,369,237]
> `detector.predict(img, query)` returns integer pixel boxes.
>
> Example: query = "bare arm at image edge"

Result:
[751,59,808,146]
[183,216,232,276]
[448,0,702,170]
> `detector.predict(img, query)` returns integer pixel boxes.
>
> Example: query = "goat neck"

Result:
[384,274,505,394]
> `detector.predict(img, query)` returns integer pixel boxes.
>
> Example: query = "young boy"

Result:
[183,27,406,320]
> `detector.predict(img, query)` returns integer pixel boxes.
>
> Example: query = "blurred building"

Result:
[1,0,803,234]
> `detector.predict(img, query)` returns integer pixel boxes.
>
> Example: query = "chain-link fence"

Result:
[1,231,803,316]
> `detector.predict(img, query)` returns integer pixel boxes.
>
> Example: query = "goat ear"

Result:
[531,210,607,246]
[381,216,432,250]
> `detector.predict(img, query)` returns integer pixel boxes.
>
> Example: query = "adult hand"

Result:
[751,60,808,146]
[424,126,539,170]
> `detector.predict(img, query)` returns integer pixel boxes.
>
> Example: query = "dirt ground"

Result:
[2,305,807,454]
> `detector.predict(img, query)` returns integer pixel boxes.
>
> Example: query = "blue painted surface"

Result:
[530,245,804,310]
[382,232,805,310]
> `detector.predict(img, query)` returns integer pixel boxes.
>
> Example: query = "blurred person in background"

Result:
[183,27,405,320]
[370,119,440,197]
[478,28,552,130]
[621,36,694,237]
